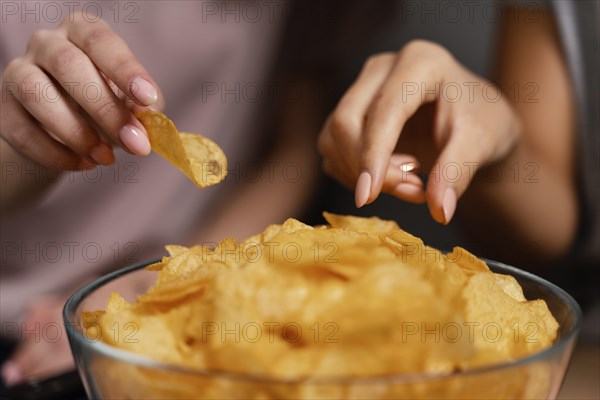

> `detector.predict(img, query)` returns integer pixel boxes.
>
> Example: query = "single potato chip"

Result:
[136,111,227,188]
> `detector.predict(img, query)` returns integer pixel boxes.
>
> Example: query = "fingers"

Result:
[0,298,74,386]
[0,360,21,387]
[355,164,426,206]
[31,30,150,156]
[317,54,397,194]
[320,41,514,223]
[322,152,426,206]
[0,91,93,170]
[391,182,426,203]
[5,57,114,165]
[317,118,357,188]
[329,53,397,176]
[63,15,160,106]
[361,41,450,204]
[3,338,74,386]
[385,154,426,204]
[425,130,488,224]
[322,42,452,207]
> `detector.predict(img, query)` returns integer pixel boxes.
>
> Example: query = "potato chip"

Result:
[323,211,399,233]
[136,111,227,188]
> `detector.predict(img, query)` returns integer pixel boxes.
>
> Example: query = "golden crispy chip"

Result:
[136,111,227,188]
[446,247,490,274]
[323,212,399,234]
[82,310,104,329]
[494,274,527,302]
[144,259,166,271]
[462,272,558,364]
[165,244,190,257]
[86,212,559,398]
[105,292,131,313]
[146,245,191,271]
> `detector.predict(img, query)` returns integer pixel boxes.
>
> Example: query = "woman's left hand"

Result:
[318,40,522,224]
[1,295,74,386]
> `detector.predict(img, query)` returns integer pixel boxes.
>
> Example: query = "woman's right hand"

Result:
[1,13,162,170]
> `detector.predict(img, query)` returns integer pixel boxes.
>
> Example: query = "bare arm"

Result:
[461,7,578,261]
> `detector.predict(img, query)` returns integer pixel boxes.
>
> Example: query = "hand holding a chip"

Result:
[1,12,162,171]
[318,40,521,224]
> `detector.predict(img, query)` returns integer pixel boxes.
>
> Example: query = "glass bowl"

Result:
[64,258,581,399]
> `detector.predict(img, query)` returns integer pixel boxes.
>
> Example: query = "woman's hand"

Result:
[318,40,521,224]
[0,295,73,386]
[1,13,162,170]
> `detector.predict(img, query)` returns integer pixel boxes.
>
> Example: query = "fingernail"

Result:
[355,171,371,208]
[400,162,418,173]
[130,77,158,106]
[1,361,22,387]
[90,142,115,165]
[442,187,457,224]
[119,125,151,156]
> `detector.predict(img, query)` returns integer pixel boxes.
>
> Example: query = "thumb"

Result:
[426,134,488,224]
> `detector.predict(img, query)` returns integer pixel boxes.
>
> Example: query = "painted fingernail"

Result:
[130,76,158,106]
[400,162,418,173]
[90,142,115,165]
[1,361,22,387]
[119,125,151,156]
[442,187,457,225]
[355,171,371,208]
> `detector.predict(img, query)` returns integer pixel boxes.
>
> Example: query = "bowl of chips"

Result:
[64,214,581,399]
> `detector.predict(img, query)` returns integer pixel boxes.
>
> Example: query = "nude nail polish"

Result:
[130,77,158,106]
[442,187,457,224]
[119,125,151,156]
[355,171,372,208]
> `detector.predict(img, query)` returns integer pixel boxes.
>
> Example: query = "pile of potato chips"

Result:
[83,213,558,398]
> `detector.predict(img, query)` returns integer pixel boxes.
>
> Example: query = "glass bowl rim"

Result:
[63,257,582,385]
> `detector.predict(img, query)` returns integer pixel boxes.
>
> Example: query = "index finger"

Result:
[361,41,447,203]
[63,15,160,107]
